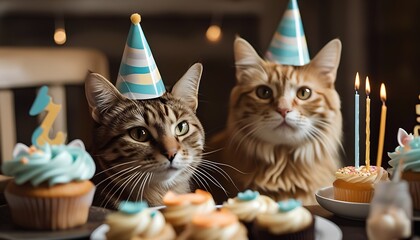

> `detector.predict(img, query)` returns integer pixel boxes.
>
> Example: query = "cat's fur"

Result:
[85,63,205,209]
[208,37,343,204]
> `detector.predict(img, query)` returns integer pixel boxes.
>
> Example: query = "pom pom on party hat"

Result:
[116,13,166,99]
[265,0,310,66]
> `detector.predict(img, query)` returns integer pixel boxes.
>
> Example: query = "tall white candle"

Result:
[355,73,360,168]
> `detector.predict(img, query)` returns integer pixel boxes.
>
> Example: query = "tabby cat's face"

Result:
[230,38,342,146]
[85,64,204,188]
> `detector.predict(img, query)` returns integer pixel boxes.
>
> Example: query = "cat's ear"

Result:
[234,37,265,82]
[171,63,202,112]
[308,39,342,85]
[234,37,264,66]
[85,72,124,122]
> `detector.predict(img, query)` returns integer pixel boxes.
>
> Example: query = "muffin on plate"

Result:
[333,165,389,203]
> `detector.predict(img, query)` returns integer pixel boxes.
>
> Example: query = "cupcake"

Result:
[177,209,247,240]
[388,128,420,210]
[106,201,176,240]
[1,140,96,230]
[222,189,277,238]
[162,189,215,234]
[333,165,389,203]
[253,199,315,240]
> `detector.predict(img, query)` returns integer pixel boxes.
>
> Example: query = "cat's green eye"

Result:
[296,87,312,100]
[175,121,189,136]
[129,127,151,142]
[256,85,273,100]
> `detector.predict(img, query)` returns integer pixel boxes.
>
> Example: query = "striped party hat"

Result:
[116,13,165,100]
[265,0,310,66]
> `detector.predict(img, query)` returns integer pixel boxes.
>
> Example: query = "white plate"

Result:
[91,216,342,240]
[315,216,342,240]
[315,186,370,220]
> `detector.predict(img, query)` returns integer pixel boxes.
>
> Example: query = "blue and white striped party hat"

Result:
[116,13,165,100]
[265,0,310,66]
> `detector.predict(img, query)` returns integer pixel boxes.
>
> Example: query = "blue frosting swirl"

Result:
[278,199,302,212]
[388,136,420,172]
[237,189,260,201]
[1,140,95,186]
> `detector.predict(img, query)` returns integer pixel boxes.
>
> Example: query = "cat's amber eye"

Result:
[256,85,273,100]
[129,127,151,142]
[296,87,312,100]
[175,121,189,136]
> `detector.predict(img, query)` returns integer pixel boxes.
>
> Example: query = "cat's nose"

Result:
[164,149,178,163]
[277,108,291,118]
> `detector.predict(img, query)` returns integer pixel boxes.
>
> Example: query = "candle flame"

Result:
[365,77,371,95]
[355,72,360,91]
[380,83,386,102]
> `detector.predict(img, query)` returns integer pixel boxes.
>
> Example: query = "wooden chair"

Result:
[0,47,109,163]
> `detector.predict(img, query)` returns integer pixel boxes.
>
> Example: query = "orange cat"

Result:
[208,37,343,204]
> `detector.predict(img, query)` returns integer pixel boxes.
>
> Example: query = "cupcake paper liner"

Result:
[334,186,373,203]
[5,187,95,230]
[407,181,420,210]
[252,216,315,240]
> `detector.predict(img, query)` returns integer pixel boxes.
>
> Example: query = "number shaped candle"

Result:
[29,86,66,146]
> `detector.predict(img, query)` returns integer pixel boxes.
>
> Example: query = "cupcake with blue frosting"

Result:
[253,199,315,240]
[2,140,96,230]
[1,86,96,230]
[388,128,420,210]
[106,201,176,240]
[222,189,277,238]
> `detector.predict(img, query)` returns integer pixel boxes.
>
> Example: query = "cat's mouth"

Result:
[276,121,294,130]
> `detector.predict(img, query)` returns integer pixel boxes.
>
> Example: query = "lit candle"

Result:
[354,73,360,168]
[376,84,387,168]
[365,77,371,170]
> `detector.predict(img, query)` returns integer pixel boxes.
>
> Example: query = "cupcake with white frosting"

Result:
[106,201,175,240]
[162,189,215,234]
[333,165,389,203]
[222,189,277,237]
[177,209,247,240]
[253,199,315,240]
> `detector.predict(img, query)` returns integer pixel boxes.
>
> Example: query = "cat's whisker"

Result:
[200,159,248,174]
[97,165,141,189]
[139,172,152,202]
[228,121,256,149]
[189,165,228,195]
[186,166,211,192]
[233,123,262,154]
[201,148,223,156]
[125,171,144,202]
[110,170,142,208]
[94,160,137,177]
[101,171,139,208]
[197,160,240,191]
[100,174,132,208]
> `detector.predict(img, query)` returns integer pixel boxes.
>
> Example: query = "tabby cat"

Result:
[85,63,205,209]
[208,37,343,204]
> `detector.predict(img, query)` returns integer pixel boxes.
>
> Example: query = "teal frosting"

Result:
[237,189,260,201]
[278,199,302,212]
[1,140,95,186]
[388,136,420,172]
[119,201,148,215]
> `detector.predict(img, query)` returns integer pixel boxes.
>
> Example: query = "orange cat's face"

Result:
[229,38,342,147]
